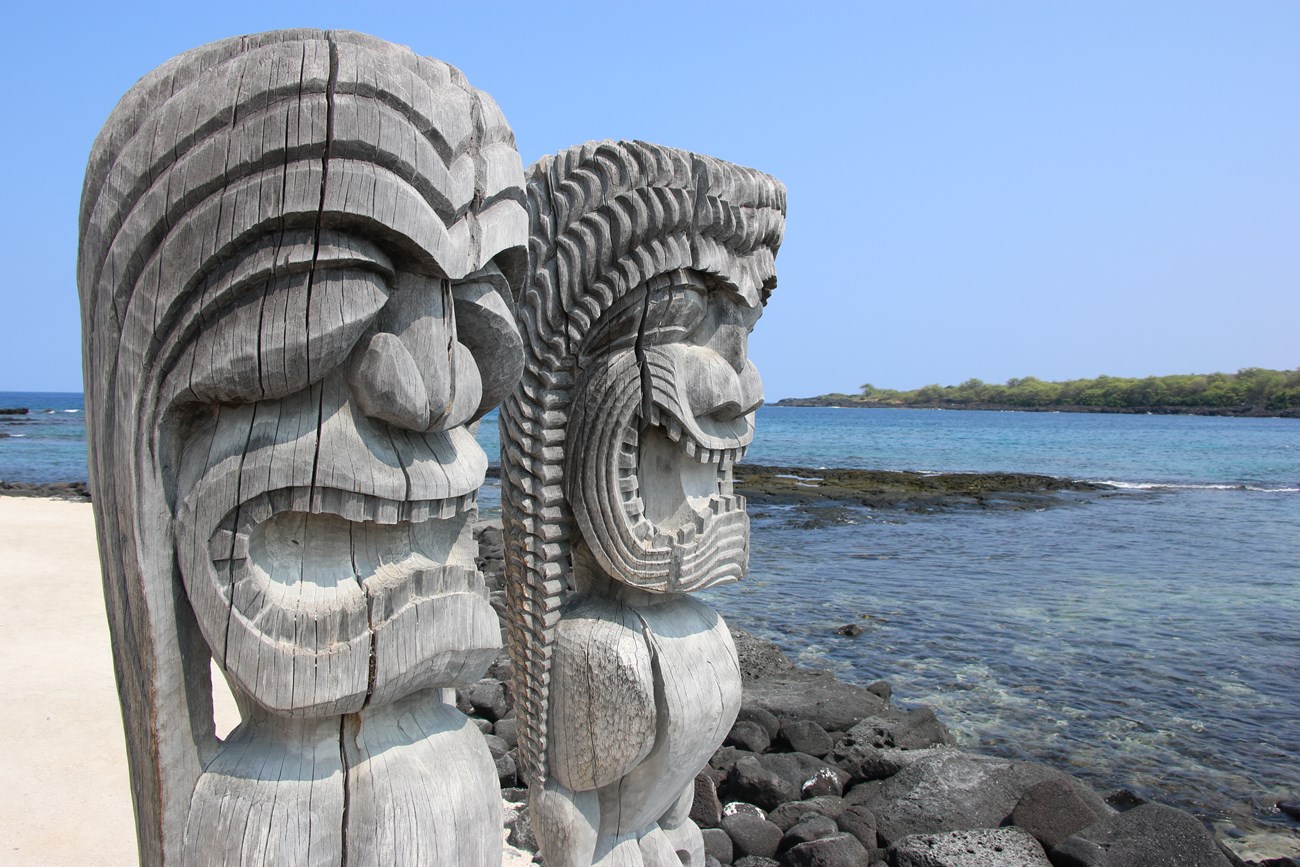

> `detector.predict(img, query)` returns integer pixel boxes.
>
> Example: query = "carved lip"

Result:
[644,404,754,463]
[208,486,479,598]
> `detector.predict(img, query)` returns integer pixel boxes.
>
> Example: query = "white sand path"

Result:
[0,498,532,866]
[0,498,136,865]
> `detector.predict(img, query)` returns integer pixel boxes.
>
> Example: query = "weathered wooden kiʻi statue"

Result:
[77,30,526,864]
[500,141,786,865]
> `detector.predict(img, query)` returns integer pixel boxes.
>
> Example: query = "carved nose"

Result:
[347,273,483,432]
[684,351,765,421]
[704,307,750,374]
[349,332,432,430]
[349,331,483,432]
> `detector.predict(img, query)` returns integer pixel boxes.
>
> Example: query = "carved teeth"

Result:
[219,488,476,548]
[208,529,249,561]
[666,420,683,442]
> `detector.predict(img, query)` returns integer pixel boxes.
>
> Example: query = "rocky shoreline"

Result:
[0,480,91,500]
[771,397,1300,419]
[734,465,1112,513]
[467,524,1296,867]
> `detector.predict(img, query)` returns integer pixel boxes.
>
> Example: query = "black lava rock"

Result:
[834,804,877,849]
[866,681,892,703]
[692,771,724,828]
[702,827,734,864]
[1049,803,1232,867]
[482,733,509,760]
[722,802,769,822]
[728,719,772,754]
[494,750,518,788]
[726,756,799,811]
[778,720,833,758]
[466,678,509,722]
[737,705,783,741]
[755,753,849,800]
[778,815,838,852]
[888,826,1052,866]
[493,716,518,749]
[722,812,784,859]
[777,832,870,867]
[767,797,847,832]
[1011,777,1111,849]
[712,746,757,776]
[837,706,955,752]
[1105,789,1148,812]
[849,751,1110,846]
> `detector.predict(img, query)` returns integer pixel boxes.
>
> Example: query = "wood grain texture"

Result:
[500,141,785,865]
[78,29,526,864]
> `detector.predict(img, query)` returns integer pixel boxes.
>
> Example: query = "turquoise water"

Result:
[0,391,86,484]
[712,406,1300,839]
[4,394,1297,837]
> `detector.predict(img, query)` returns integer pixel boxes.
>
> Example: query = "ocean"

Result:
[3,392,1297,840]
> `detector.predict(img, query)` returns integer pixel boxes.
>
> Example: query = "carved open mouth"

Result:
[209,486,481,623]
[622,405,752,540]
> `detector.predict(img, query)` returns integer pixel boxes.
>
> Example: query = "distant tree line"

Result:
[845,368,1300,411]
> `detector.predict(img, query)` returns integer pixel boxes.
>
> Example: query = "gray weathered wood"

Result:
[78,29,526,865]
[501,141,786,865]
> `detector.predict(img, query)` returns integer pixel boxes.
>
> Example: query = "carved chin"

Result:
[186,487,499,717]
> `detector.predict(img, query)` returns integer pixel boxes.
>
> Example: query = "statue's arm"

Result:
[545,598,658,793]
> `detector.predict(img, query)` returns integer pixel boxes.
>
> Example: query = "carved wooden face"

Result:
[566,269,764,593]
[168,228,522,716]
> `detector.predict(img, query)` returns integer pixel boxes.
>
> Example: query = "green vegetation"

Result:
[800,368,1300,413]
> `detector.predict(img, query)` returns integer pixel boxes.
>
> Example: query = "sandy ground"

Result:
[0,498,531,866]
[0,497,137,866]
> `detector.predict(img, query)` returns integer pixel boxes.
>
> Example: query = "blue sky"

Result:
[4,1,1297,399]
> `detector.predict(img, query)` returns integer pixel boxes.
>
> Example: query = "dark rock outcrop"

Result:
[722,812,784,859]
[846,750,1112,846]
[1012,777,1112,849]
[1049,803,1233,867]
[778,720,834,758]
[889,826,1052,866]
[777,832,871,867]
[732,628,887,732]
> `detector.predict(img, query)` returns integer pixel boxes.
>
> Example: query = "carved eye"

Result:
[183,233,393,404]
[450,258,524,422]
[642,281,707,342]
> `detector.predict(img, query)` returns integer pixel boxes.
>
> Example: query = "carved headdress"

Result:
[500,141,786,784]
[78,30,525,861]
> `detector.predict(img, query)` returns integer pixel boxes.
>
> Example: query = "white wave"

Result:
[1095,479,1299,493]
